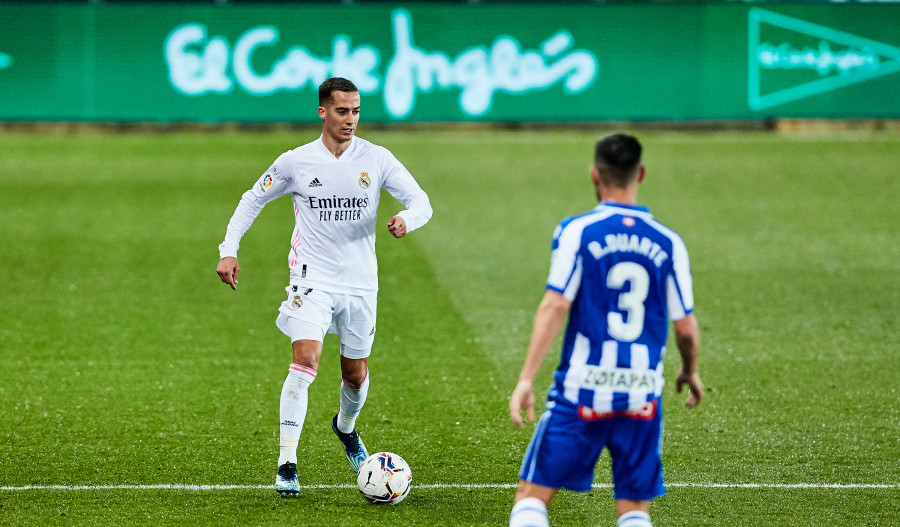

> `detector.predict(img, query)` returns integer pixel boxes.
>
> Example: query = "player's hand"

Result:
[676,369,703,408]
[217,257,240,290]
[509,380,536,428]
[387,216,407,238]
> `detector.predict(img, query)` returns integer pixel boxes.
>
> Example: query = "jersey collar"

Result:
[317,135,356,159]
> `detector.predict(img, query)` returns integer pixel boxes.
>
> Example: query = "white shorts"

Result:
[275,285,377,359]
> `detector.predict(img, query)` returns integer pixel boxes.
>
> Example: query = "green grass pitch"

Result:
[0,128,897,526]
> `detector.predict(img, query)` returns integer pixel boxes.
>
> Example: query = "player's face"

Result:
[319,90,360,145]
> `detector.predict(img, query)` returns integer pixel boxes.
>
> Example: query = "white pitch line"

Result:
[1,483,897,491]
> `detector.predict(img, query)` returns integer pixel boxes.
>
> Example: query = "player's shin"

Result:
[278,363,316,466]
[337,372,369,434]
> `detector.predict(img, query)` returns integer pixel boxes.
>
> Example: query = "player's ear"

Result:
[318,106,326,120]
[637,165,646,184]
[590,165,600,185]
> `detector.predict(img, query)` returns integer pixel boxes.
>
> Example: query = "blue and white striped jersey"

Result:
[545,202,694,414]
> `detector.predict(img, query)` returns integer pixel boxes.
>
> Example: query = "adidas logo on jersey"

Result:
[309,178,322,187]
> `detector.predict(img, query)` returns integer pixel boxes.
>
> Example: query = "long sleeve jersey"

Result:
[219,135,432,295]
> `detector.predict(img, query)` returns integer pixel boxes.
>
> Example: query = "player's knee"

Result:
[291,341,321,370]
[292,355,318,371]
[341,368,368,390]
[339,349,369,388]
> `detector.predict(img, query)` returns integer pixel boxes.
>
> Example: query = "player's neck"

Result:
[321,134,352,159]
[598,188,637,206]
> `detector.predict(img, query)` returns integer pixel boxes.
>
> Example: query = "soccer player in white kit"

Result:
[216,77,432,496]
[508,134,703,527]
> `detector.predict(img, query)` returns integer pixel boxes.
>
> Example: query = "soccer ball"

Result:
[356,452,412,505]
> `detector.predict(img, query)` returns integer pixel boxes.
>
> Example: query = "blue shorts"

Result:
[518,399,665,500]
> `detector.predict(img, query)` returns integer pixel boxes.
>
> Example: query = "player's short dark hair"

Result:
[594,134,643,187]
[319,77,359,107]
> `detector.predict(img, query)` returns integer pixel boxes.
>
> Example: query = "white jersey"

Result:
[219,135,432,295]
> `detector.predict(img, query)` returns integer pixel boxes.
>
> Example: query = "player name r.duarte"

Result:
[308,195,370,210]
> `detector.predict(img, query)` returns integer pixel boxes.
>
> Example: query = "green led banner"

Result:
[0,3,898,123]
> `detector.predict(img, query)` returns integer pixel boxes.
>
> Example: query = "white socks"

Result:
[278,363,316,466]
[509,497,549,527]
[509,499,650,527]
[336,372,369,434]
[277,364,370,465]
[617,511,652,527]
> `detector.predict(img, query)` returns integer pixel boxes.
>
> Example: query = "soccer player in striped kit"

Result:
[508,134,703,527]
[216,77,432,496]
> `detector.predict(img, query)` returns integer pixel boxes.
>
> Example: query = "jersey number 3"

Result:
[606,262,650,342]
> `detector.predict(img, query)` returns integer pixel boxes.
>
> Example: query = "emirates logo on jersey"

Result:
[358,172,371,189]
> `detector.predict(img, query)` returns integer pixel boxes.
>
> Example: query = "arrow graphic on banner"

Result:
[748,8,900,111]
[0,52,12,70]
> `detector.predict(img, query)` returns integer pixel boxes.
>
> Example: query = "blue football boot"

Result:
[275,462,299,497]
[331,414,368,473]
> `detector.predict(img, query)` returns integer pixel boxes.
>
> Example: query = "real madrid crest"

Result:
[358,172,370,189]
[292,295,303,309]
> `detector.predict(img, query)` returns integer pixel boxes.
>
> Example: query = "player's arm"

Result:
[386,190,431,238]
[667,233,703,407]
[380,153,433,238]
[509,290,571,428]
[217,156,292,290]
[673,313,703,408]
